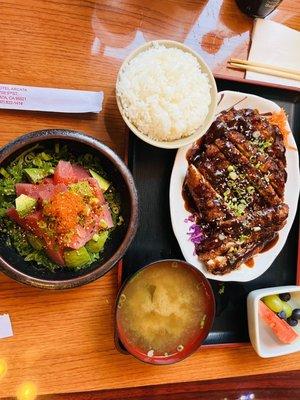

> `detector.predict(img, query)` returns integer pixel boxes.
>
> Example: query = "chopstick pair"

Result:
[227,58,300,82]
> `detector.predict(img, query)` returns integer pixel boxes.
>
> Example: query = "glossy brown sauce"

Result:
[260,234,279,253]
[182,183,197,214]
[183,181,280,270]
[245,258,254,268]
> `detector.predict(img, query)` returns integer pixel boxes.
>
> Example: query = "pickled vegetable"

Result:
[262,295,283,313]
[64,247,91,268]
[85,231,109,253]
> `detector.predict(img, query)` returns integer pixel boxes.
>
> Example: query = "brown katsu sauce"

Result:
[244,235,279,268]
[182,182,197,214]
[183,179,280,270]
[260,234,279,253]
[245,258,254,268]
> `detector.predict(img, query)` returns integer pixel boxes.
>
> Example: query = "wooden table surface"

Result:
[0,0,300,398]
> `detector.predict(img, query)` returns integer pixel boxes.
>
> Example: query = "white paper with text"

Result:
[0,84,103,113]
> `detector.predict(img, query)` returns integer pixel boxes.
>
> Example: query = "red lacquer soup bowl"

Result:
[116,259,215,365]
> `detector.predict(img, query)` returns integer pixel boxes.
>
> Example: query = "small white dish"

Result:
[116,40,217,149]
[247,286,300,358]
[170,90,300,282]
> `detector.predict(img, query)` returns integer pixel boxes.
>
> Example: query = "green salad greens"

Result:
[0,143,122,272]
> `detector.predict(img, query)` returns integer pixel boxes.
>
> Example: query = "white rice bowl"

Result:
[116,44,212,142]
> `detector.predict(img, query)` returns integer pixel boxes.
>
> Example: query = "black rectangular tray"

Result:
[121,77,300,346]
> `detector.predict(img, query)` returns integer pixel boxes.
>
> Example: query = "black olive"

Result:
[279,292,291,302]
[287,317,298,327]
[277,311,286,320]
[291,308,300,320]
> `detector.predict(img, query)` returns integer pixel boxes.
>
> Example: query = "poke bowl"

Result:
[0,129,138,289]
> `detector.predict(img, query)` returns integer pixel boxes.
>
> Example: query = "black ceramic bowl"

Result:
[0,129,138,289]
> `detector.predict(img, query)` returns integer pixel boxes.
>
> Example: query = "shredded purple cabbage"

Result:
[187,224,203,244]
[184,214,195,223]
[185,214,204,245]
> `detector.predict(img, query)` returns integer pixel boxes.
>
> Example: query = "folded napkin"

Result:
[247,19,300,89]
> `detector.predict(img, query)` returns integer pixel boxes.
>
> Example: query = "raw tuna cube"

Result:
[72,164,90,180]
[41,177,54,185]
[16,183,40,200]
[86,178,105,204]
[6,207,27,227]
[68,211,102,250]
[7,208,44,238]
[99,203,114,228]
[16,182,67,202]
[68,226,94,250]
[7,208,65,266]
[53,161,77,184]
[54,161,90,184]
[45,243,65,266]
[38,183,67,201]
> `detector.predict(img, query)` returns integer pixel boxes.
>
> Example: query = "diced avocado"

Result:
[99,219,108,229]
[69,181,92,197]
[85,231,109,253]
[24,168,54,183]
[15,194,37,217]
[89,169,110,192]
[64,247,91,268]
[27,234,44,250]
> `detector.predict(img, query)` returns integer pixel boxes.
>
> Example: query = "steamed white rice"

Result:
[117,44,211,141]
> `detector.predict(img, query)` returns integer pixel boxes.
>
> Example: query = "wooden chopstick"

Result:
[228,59,300,82]
[229,58,300,76]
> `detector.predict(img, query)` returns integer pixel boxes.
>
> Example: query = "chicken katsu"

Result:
[183,108,289,275]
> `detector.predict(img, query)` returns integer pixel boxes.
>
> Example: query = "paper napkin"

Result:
[247,19,300,89]
[0,314,13,339]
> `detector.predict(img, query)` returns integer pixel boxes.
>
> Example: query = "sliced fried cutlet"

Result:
[249,116,286,167]
[196,143,266,213]
[218,203,289,233]
[197,204,288,256]
[201,231,277,275]
[185,164,228,223]
[214,138,281,206]
[227,131,287,197]
[218,108,286,170]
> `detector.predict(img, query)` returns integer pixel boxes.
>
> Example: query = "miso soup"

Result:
[117,260,211,357]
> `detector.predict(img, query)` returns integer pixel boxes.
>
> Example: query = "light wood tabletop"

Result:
[0,0,300,398]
